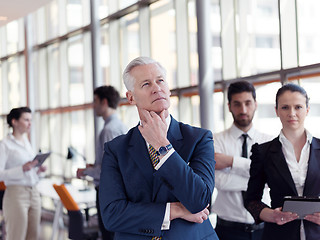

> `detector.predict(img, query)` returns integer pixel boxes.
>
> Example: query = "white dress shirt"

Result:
[143,116,174,230]
[279,129,312,240]
[0,133,39,187]
[212,124,273,224]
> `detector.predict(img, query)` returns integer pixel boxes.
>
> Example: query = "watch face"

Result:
[158,146,168,155]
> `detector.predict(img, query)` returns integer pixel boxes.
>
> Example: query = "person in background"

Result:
[245,83,320,240]
[212,81,272,240]
[77,85,127,240]
[0,107,46,240]
[98,56,218,240]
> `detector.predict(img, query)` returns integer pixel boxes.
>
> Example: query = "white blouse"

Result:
[0,133,39,187]
[279,129,312,240]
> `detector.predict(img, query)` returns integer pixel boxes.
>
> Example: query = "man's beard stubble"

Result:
[233,114,254,128]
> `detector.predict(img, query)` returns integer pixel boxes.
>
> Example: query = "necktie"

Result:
[241,134,248,158]
[148,145,162,240]
[149,145,160,168]
[241,133,248,203]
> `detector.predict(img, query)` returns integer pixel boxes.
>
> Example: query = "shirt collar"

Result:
[230,123,254,140]
[8,133,27,147]
[104,113,117,126]
[279,129,313,145]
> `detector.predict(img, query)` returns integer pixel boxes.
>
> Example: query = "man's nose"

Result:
[240,104,247,113]
[151,83,161,92]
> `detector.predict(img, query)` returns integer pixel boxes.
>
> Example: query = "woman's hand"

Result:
[304,212,320,225]
[37,165,47,174]
[22,159,38,172]
[260,207,298,225]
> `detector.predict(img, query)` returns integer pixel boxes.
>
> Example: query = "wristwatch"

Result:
[157,144,173,156]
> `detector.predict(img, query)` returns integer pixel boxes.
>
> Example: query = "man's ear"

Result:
[126,91,135,105]
[102,98,108,107]
[275,107,279,117]
[228,103,231,112]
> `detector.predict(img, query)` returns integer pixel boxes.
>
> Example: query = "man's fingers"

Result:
[159,110,167,123]
[137,108,150,122]
[203,208,209,216]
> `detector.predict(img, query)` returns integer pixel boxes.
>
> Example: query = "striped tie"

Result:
[148,145,160,168]
[149,145,162,239]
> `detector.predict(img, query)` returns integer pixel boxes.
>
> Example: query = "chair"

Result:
[0,181,6,240]
[53,184,99,240]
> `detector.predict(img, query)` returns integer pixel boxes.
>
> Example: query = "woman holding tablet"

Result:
[0,107,46,240]
[244,83,320,240]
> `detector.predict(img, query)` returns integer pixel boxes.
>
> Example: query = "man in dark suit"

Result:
[99,56,218,240]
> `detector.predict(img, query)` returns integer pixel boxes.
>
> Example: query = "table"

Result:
[37,178,96,240]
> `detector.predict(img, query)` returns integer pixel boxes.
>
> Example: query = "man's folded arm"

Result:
[155,130,215,214]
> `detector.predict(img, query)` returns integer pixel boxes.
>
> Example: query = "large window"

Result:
[297,0,320,66]
[1,0,320,177]
[150,1,177,89]
[235,0,280,76]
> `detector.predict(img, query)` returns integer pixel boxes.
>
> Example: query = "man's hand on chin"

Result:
[138,108,169,149]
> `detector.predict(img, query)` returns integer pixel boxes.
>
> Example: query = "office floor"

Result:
[38,209,101,240]
[39,219,68,240]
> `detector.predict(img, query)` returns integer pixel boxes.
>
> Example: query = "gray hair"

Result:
[123,56,167,91]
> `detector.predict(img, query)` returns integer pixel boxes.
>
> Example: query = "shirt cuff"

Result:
[154,148,175,170]
[161,202,171,230]
[232,156,251,177]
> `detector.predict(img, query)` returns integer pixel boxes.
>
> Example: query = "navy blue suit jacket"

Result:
[99,116,218,240]
[245,136,320,240]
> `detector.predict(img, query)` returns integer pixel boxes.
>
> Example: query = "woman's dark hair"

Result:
[7,107,32,128]
[275,83,309,109]
[227,81,256,103]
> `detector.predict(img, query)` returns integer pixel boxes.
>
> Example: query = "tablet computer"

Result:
[282,196,320,219]
[34,152,51,167]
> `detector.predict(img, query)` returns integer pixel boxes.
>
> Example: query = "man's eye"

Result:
[142,83,149,87]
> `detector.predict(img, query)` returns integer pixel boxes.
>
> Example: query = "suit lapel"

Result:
[152,116,183,201]
[128,126,154,190]
[304,138,320,196]
[166,117,183,154]
[270,138,298,195]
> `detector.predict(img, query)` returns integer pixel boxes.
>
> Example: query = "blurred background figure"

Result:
[212,81,272,240]
[76,86,127,240]
[0,107,46,240]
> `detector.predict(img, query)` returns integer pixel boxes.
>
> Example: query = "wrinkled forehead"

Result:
[131,63,165,82]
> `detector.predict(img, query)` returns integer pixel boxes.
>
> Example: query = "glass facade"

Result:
[1,0,320,179]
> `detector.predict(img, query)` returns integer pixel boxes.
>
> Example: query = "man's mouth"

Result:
[152,97,166,103]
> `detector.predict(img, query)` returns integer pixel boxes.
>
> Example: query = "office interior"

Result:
[1,0,320,238]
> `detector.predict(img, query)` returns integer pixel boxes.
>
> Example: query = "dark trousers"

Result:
[215,220,263,240]
[96,187,114,240]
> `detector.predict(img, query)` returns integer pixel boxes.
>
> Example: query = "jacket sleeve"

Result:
[155,129,215,214]
[244,143,269,223]
[99,142,166,237]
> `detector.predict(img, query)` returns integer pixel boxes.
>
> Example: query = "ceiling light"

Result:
[0,16,8,21]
